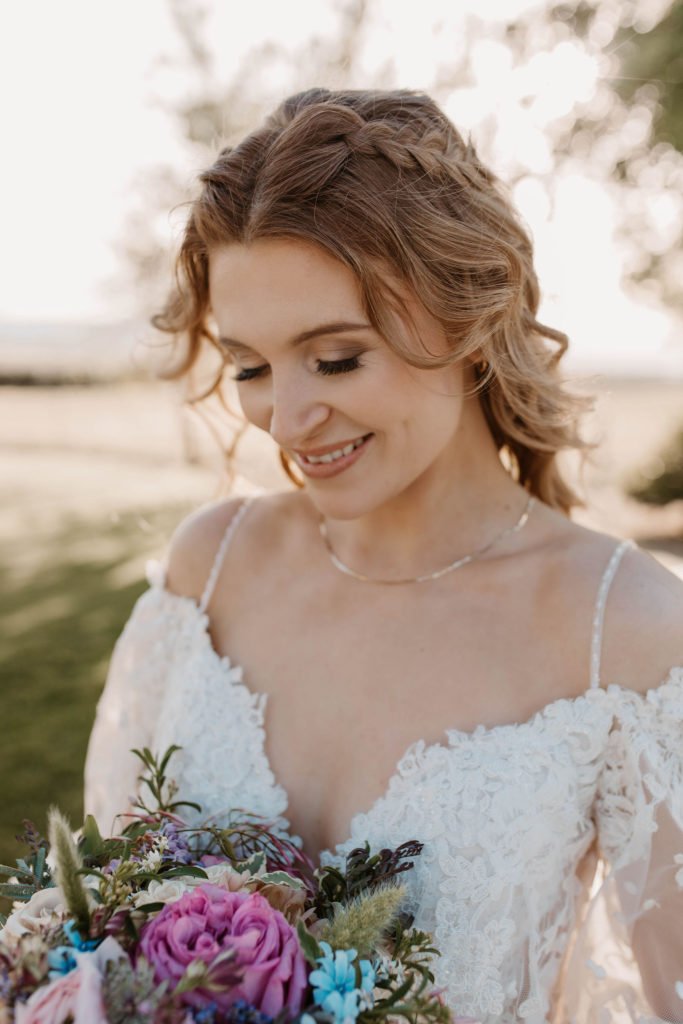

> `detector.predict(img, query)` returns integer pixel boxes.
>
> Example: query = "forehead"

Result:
[208,238,366,342]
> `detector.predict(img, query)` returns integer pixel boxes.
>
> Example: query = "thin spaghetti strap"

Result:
[198,498,253,614]
[589,538,636,690]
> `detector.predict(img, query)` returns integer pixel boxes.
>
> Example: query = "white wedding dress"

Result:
[85,500,683,1024]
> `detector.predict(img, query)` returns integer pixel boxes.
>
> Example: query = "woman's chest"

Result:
[204,581,597,853]
[152,616,612,865]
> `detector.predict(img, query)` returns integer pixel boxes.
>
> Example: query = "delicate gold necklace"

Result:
[318,494,536,585]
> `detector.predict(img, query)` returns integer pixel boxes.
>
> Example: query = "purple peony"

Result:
[138,884,307,1019]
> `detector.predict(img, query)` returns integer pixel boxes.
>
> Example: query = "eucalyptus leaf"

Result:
[258,870,306,889]
[236,850,266,875]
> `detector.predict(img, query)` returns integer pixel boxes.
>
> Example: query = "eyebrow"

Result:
[218,321,372,352]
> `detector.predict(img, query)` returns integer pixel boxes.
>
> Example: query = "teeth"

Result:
[303,436,366,464]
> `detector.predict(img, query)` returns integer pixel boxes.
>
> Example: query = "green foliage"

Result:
[0,821,52,910]
[627,425,683,504]
[316,840,423,919]
[370,923,452,1024]
[0,503,191,916]
[132,745,201,816]
[296,919,324,965]
[198,812,317,891]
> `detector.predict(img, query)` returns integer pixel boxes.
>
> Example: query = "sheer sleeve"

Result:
[563,668,683,1023]
[83,560,176,835]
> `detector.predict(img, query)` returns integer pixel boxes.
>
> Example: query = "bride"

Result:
[85,89,683,1022]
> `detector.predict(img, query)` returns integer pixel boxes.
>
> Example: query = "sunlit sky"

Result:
[1,0,681,373]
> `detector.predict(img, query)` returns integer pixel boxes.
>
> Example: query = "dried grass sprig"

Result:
[318,884,406,957]
[47,807,91,937]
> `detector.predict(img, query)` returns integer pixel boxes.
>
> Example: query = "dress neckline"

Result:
[147,571,682,861]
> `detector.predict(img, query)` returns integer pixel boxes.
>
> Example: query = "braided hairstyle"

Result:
[154,88,589,512]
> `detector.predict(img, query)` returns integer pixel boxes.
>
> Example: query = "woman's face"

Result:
[209,238,471,520]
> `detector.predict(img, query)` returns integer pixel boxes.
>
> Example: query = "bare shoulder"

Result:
[164,496,248,603]
[529,505,682,693]
[600,540,683,693]
[164,490,312,603]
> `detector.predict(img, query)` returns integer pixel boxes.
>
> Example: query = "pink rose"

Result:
[14,954,108,1024]
[139,884,307,1018]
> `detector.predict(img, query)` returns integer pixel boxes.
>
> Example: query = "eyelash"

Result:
[233,355,362,382]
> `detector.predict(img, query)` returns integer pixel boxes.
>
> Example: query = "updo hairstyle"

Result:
[154,87,589,512]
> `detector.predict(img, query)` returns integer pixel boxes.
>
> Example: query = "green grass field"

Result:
[0,503,192,908]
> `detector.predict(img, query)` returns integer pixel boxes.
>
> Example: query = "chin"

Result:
[305,480,408,523]
[303,486,373,522]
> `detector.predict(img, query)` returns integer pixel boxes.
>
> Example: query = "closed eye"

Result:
[233,365,267,382]
[316,355,362,375]
[233,355,362,382]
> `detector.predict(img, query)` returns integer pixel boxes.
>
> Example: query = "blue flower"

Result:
[189,1004,219,1023]
[357,957,376,994]
[225,1000,274,1024]
[63,920,99,953]
[309,943,358,999]
[321,990,361,1024]
[47,945,77,978]
[308,943,376,1023]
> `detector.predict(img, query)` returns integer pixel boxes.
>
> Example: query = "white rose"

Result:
[1,887,67,941]
[132,863,250,909]
[204,863,254,892]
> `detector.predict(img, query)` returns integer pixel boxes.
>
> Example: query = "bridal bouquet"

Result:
[0,747,472,1024]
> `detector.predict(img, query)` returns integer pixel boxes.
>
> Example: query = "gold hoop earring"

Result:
[476,359,489,374]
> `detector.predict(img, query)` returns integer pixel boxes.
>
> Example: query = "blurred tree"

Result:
[507,0,683,504]
[613,2,683,152]
[627,426,683,505]
[115,0,375,316]
[120,0,683,316]
[507,0,683,310]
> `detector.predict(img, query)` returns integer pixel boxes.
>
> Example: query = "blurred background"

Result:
[1,0,682,878]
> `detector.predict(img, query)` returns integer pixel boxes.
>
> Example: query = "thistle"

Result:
[47,808,91,938]
[318,884,406,958]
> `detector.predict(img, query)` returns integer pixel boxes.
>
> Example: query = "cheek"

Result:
[235,386,270,430]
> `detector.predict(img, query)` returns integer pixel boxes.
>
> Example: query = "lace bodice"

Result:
[85,507,683,1024]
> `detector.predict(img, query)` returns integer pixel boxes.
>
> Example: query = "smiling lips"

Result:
[293,433,373,478]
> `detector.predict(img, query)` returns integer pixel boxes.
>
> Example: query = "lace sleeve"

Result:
[83,561,177,835]
[563,668,683,1023]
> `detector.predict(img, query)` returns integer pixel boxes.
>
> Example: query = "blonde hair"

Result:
[154,87,590,511]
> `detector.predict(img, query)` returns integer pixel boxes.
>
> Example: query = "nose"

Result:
[267,371,331,449]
